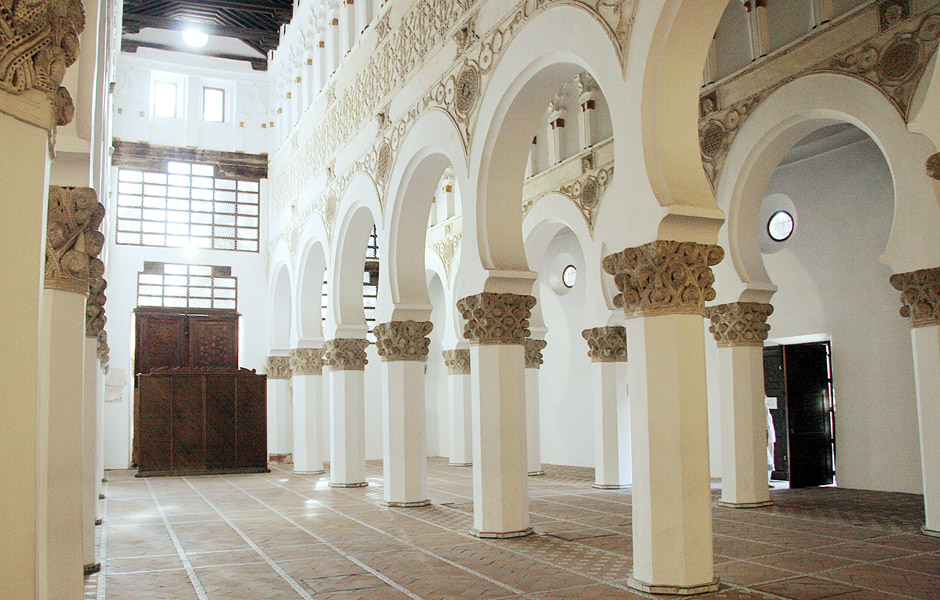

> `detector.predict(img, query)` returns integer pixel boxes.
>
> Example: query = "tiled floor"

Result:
[86,459,940,600]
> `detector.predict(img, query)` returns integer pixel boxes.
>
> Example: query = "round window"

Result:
[562,265,577,288]
[767,210,794,242]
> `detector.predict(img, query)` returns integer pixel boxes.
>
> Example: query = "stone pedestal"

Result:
[524,338,547,476]
[582,326,631,489]
[443,349,472,466]
[457,293,535,538]
[290,348,327,474]
[604,241,722,594]
[266,356,293,462]
[375,321,433,506]
[891,268,940,535]
[326,338,369,487]
[705,302,775,509]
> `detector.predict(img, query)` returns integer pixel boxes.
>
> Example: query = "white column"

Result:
[326,338,369,487]
[810,0,834,27]
[0,112,50,600]
[705,303,775,508]
[96,332,107,521]
[290,348,327,474]
[577,74,597,150]
[375,322,432,506]
[745,0,771,59]
[82,337,101,574]
[41,186,106,599]
[605,241,722,594]
[890,269,940,536]
[546,104,565,165]
[583,326,631,489]
[525,338,547,476]
[266,356,293,462]
[457,293,534,538]
[443,349,472,466]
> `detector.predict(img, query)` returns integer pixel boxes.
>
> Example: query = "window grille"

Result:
[364,226,379,341]
[137,262,237,310]
[116,160,260,252]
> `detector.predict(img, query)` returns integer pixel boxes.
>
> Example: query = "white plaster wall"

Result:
[758,138,921,494]
[536,232,595,468]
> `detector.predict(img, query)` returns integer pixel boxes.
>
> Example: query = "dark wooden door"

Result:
[135,313,187,374]
[763,346,790,480]
[189,316,238,368]
[785,343,835,488]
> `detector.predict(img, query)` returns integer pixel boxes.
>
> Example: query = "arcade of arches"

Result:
[3,0,940,598]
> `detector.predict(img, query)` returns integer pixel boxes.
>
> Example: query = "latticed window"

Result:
[115,160,260,252]
[364,226,379,340]
[137,262,237,310]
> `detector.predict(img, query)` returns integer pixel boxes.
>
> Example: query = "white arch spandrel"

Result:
[715,72,940,303]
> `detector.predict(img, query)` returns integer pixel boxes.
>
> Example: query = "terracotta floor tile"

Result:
[753,575,861,600]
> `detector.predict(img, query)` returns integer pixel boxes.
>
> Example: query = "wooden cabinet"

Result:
[136,368,268,476]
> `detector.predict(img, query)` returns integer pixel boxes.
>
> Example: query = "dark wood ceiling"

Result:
[122,0,294,70]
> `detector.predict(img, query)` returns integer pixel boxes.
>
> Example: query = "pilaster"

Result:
[374,321,433,506]
[582,326,630,489]
[456,292,535,538]
[705,302,775,509]
[603,240,722,594]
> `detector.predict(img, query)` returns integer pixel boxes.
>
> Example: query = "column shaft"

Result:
[911,326,940,534]
[525,369,542,476]
[329,369,366,486]
[593,360,631,488]
[266,378,293,460]
[448,374,472,466]
[292,375,325,474]
[83,337,101,571]
[382,360,429,506]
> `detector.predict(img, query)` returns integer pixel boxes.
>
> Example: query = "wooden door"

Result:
[189,316,238,368]
[763,346,790,480]
[785,343,835,488]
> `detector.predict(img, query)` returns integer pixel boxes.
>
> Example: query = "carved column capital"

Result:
[602,240,724,318]
[581,326,627,362]
[85,275,107,338]
[442,349,471,374]
[324,338,369,371]
[0,0,85,128]
[524,339,547,369]
[704,302,773,347]
[266,355,292,379]
[45,186,105,293]
[890,267,940,327]
[289,347,326,375]
[96,329,109,370]
[373,321,433,361]
[456,292,536,345]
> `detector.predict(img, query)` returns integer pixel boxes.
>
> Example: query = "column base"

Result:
[84,563,101,576]
[382,499,431,508]
[922,526,940,538]
[95,519,102,526]
[592,483,631,490]
[293,469,327,475]
[718,500,774,509]
[627,576,719,596]
[470,527,533,539]
[528,470,545,477]
[329,481,368,488]
[448,462,472,467]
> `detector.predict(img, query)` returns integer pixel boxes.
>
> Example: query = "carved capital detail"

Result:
[602,241,724,318]
[96,329,108,369]
[524,339,547,369]
[0,0,86,128]
[442,348,470,374]
[581,326,627,362]
[890,267,940,327]
[374,321,433,361]
[324,338,369,371]
[45,186,104,293]
[456,293,536,345]
[85,275,106,338]
[266,355,292,379]
[289,347,326,376]
[704,302,774,347]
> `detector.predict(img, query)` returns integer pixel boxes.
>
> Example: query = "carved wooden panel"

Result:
[189,317,238,368]
[135,313,187,375]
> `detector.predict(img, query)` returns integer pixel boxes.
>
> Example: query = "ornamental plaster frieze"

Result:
[289,347,327,376]
[457,292,536,345]
[522,138,614,234]
[374,320,434,361]
[271,0,637,255]
[704,302,773,347]
[45,186,105,293]
[581,326,627,362]
[324,338,369,371]
[0,0,85,130]
[524,338,547,369]
[266,355,293,379]
[890,267,940,327]
[85,275,107,338]
[433,228,461,279]
[700,4,940,189]
[442,348,471,374]
[602,240,724,318]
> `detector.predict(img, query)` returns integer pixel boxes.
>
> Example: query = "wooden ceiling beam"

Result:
[121,39,268,70]
[123,13,280,45]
